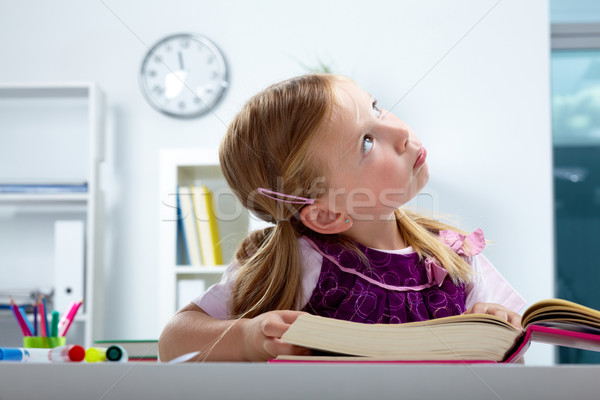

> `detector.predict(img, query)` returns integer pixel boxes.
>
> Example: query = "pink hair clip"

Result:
[257,188,315,205]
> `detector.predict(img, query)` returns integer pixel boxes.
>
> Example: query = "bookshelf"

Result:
[158,149,251,329]
[0,83,105,348]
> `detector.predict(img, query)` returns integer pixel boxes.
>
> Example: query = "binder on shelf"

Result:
[177,185,202,266]
[191,184,223,266]
[0,288,52,309]
[0,181,88,193]
[54,220,85,314]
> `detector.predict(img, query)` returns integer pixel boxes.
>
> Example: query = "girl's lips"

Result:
[414,147,427,169]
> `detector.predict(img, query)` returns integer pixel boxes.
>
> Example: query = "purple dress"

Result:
[302,235,467,324]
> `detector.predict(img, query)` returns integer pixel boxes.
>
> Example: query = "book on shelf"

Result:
[191,184,223,266]
[273,298,600,363]
[0,181,88,194]
[94,339,158,361]
[177,185,202,266]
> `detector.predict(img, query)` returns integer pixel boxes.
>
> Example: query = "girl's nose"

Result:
[394,126,410,154]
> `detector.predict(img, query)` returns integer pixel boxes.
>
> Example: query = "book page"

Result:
[280,314,521,362]
[522,299,600,328]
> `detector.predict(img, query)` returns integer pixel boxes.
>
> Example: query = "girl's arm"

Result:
[158,302,311,362]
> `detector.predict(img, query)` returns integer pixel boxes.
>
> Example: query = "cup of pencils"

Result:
[10,296,83,349]
[23,336,66,349]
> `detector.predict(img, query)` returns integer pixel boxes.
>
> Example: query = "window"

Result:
[551,15,600,363]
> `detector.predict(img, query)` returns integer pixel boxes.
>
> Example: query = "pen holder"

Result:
[23,336,66,349]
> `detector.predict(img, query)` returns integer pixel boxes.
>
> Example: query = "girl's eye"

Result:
[372,98,381,118]
[362,135,374,154]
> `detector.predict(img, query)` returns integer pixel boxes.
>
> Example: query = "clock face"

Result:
[139,33,229,118]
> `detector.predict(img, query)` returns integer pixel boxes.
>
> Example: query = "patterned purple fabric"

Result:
[302,236,466,324]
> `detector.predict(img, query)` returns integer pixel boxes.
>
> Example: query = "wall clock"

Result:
[139,33,229,118]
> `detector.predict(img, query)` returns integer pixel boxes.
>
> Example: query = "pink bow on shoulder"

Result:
[423,257,449,287]
[423,228,486,287]
[438,228,486,257]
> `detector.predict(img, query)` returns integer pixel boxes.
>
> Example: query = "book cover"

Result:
[177,185,202,266]
[276,299,600,363]
[191,184,223,266]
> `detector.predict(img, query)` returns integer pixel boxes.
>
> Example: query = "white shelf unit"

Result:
[158,149,250,330]
[0,83,105,348]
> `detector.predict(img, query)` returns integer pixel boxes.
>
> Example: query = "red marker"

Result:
[48,345,85,363]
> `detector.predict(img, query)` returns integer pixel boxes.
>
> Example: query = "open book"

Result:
[275,299,600,363]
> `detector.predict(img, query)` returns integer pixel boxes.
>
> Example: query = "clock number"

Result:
[152,85,164,96]
[181,39,190,49]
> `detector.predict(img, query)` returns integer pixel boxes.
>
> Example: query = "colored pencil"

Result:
[9,297,32,336]
[38,297,47,337]
[33,302,38,336]
[18,306,34,337]
[41,296,49,338]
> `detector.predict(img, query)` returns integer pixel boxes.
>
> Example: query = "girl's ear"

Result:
[300,204,350,234]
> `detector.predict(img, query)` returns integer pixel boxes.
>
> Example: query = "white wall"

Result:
[0,0,553,363]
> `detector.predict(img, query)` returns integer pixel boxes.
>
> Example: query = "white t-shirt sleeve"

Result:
[464,253,527,313]
[192,237,323,320]
[297,237,323,309]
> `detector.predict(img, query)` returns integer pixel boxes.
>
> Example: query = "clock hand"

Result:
[178,51,184,70]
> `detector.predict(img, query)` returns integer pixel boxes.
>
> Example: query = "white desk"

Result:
[0,362,598,399]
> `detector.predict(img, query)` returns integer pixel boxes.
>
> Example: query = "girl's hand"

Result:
[241,310,312,361]
[464,302,522,329]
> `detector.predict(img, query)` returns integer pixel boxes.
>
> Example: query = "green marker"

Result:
[50,310,60,337]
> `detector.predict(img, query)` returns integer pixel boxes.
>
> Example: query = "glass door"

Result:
[551,31,600,364]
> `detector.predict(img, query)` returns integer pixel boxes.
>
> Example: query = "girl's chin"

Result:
[418,162,430,177]
[417,164,430,186]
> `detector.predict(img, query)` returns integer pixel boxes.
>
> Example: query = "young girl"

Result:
[158,74,525,362]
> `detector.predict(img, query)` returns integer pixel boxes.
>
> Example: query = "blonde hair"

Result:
[220,74,473,319]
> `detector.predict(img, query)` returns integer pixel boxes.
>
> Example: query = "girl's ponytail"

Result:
[219,74,339,318]
[231,221,302,318]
